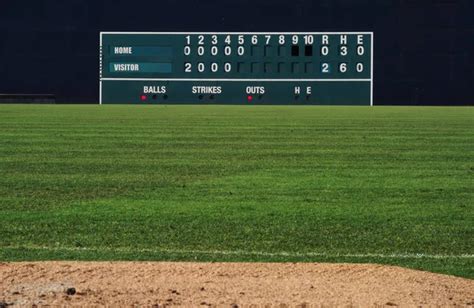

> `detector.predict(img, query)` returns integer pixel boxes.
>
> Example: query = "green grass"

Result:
[0,105,472,278]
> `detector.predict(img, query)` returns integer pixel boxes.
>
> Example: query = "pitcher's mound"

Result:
[1,262,473,306]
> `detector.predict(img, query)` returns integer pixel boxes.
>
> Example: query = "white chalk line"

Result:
[2,245,473,260]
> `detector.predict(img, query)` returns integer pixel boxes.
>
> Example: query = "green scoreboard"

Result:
[100,32,373,105]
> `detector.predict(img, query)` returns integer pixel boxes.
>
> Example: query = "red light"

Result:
[140,95,147,101]
[247,95,253,102]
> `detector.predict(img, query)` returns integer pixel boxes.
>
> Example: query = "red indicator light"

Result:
[247,95,253,102]
[140,95,147,101]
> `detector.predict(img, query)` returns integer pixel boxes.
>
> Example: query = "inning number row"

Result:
[185,34,367,46]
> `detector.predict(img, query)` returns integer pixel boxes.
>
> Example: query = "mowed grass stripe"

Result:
[0,105,472,278]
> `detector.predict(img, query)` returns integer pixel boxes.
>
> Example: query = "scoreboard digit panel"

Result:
[100,32,373,105]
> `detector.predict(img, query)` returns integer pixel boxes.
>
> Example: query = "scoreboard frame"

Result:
[99,32,374,106]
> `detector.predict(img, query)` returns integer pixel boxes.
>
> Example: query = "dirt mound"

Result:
[1,262,473,306]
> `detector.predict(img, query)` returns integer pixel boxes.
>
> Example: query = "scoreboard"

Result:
[100,32,373,105]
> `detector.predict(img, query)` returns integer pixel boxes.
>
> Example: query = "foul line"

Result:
[2,245,473,260]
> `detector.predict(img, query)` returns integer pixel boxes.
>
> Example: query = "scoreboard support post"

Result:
[100,32,374,106]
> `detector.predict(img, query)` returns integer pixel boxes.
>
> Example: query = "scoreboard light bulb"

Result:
[140,95,147,101]
[247,95,253,102]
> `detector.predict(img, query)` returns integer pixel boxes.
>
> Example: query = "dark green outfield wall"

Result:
[0,1,473,105]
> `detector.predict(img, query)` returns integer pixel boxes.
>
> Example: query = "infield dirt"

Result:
[1,262,473,306]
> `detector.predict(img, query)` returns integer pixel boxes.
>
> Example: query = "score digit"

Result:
[224,62,232,72]
[184,46,191,56]
[197,62,205,72]
[184,62,192,72]
[321,63,330,73]
[197,46,205,56]
[339,63,347,73]
[340,46,348,56]
[321,46,329,56]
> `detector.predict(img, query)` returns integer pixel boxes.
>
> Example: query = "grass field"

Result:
[0,105,472,278]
